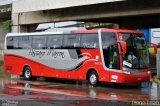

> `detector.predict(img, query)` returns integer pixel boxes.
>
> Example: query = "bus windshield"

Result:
[120,33,149,69]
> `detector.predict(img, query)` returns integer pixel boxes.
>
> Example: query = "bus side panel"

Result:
[36,49,110,82]
[4,54,43,76]
[80,49,110,82]
[4,55,24,75]
[4,49,110,82]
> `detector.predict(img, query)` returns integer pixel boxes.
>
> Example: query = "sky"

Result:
[0,0,12,6]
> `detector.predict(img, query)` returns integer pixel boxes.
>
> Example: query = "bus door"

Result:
[101,32,121,81]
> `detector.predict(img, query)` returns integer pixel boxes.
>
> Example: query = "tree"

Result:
[2,20,12,31]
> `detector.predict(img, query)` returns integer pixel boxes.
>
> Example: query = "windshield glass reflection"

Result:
[120,33,149,69]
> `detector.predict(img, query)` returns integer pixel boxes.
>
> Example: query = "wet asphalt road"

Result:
[0,75,160,106]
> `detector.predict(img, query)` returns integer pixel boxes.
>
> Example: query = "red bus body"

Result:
[4,28,152,84]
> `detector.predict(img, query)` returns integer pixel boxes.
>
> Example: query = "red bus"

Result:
[4,28,157,86]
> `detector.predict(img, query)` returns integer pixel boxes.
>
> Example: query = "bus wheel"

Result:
[88,71,99,87]
[23,66,32,80]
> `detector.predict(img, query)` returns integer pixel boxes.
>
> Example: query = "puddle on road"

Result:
[0,72,10,89]
[0,77,159,102]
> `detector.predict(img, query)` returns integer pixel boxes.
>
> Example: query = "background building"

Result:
[0,0,12,54]
[140,28,160,45]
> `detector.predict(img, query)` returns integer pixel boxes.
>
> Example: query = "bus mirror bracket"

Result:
[117,41,127,54]
[147,42,157,54]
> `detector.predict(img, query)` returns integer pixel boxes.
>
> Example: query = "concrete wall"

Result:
[12,0,124,33]
[12,0,160,32]
[13,0,124,13]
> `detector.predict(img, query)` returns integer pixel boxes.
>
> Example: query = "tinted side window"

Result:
[102,33,117,49]
[32,36,47,49]
[47,35,63,49]
[7,36,22,49]
[64,35,80,49]
[19,36,32,49]
[7,37,14,49]
[81,34,99,49]
[13,37,21,49]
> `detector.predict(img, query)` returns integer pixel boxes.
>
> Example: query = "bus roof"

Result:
[6,28,142,37]
[6,31,64,37]
[74,28,142,34]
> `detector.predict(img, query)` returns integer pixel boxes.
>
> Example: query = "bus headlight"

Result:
[123,67,131,74]
[123,71,131,74]
[147,71,151,74]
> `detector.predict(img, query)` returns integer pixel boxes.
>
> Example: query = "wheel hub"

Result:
[90,74,97,84]
[25,70,30,78]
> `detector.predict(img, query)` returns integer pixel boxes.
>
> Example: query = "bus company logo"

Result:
[28,49,65,58]
[47,49,65,58]
[28,49,45,58]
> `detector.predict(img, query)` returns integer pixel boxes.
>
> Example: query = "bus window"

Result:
[81,34,99,49]
[19,36,32,49]
[32,36,47,49]
[64,35,80,49]
[7,37,14,49]
[101,32,120,70]
[47,35,63,49]
[7,36,21,49]
[13,37,20,49]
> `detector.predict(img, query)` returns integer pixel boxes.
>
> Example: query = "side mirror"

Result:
[117,41,127,54]
[147,42,157,54]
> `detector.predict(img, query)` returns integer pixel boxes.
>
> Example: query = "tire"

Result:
[88,71,99,87]
[23,66,32,80]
